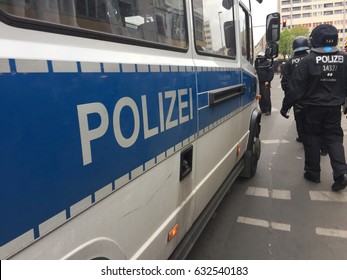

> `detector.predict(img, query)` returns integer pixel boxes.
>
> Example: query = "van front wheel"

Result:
[240,125,261,178]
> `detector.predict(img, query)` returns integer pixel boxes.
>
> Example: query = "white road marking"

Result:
[246,187,291,200]
[271,189,291,200]
[261,139,290,144]
[316,227,347,239]
[246,187,268,197]
[237,216,291,232]
[309,191,347,202]
[271,222,291,231]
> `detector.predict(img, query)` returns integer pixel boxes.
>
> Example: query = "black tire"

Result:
[240,125,261,178]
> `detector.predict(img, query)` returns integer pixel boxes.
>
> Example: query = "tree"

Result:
[279,29,292,59]
[279,26,310,59]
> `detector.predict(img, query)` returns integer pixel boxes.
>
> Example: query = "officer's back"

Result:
[285,29,346,107]
[281,24,347,192]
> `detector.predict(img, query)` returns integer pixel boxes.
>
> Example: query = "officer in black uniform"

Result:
[281,36,310,143]
[281,24,347,192]
[256,52,274,115]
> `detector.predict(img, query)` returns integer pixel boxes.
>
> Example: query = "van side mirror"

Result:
[266,12,280,43]
[265,12,280,60]
[256,13,281,68]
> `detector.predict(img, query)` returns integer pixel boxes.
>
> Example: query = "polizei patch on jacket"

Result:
[316,55,344,64]
[317,55,345,82]
[291,57,304,65]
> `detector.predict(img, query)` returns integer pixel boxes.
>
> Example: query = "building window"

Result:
[335,9,344,14]
[323,21,333,25]
[324,3,333,8]
[303,13,312,18]
[323,10,334,15]
[293,0,301,4]
[303,5,312,10]
[281,1,290,5]
[293,7,301,11]
[282,8,290,12]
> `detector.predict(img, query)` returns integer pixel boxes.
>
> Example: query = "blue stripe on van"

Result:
[0,59,255,250]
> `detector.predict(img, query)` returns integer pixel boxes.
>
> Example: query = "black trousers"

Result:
[259,83,271,113]
[302,106,347,180]
[293,105,304,139]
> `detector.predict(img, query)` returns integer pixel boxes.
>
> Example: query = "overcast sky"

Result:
[251,0,279,45]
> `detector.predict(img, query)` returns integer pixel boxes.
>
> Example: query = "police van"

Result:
[0,0,279,259]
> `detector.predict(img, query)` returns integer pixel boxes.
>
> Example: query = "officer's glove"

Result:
[280,107,290,119]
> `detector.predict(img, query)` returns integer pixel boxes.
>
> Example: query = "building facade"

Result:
[278,0,347,49]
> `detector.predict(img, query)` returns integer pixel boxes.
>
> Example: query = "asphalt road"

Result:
[187,74,347,260]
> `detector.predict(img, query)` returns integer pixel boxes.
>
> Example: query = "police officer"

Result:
[256,52,274,115]
[281,36,310,143]
[281,24,347,192]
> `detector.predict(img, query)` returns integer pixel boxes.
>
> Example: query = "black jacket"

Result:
[256,59,274,83]
[281,51,309,94]
[282,50,347,110]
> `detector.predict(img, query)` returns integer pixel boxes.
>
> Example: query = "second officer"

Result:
[281,36,310,143]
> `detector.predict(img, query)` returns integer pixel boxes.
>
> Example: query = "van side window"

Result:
[249,14,254,64]
[0,0,187,48]
[239,5,253,64]
[193,0,236,58]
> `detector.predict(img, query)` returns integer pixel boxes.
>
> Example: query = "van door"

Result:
[191,0,242,219]
[239,3,258,149]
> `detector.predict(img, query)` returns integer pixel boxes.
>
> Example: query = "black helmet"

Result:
[310,24,339,53]
[292,36,309,53]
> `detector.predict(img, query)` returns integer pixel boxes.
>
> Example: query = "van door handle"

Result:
[209,84,245,105]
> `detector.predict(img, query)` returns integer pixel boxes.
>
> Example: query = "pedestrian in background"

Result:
[256,52,274,116]
[281,24,347,192]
